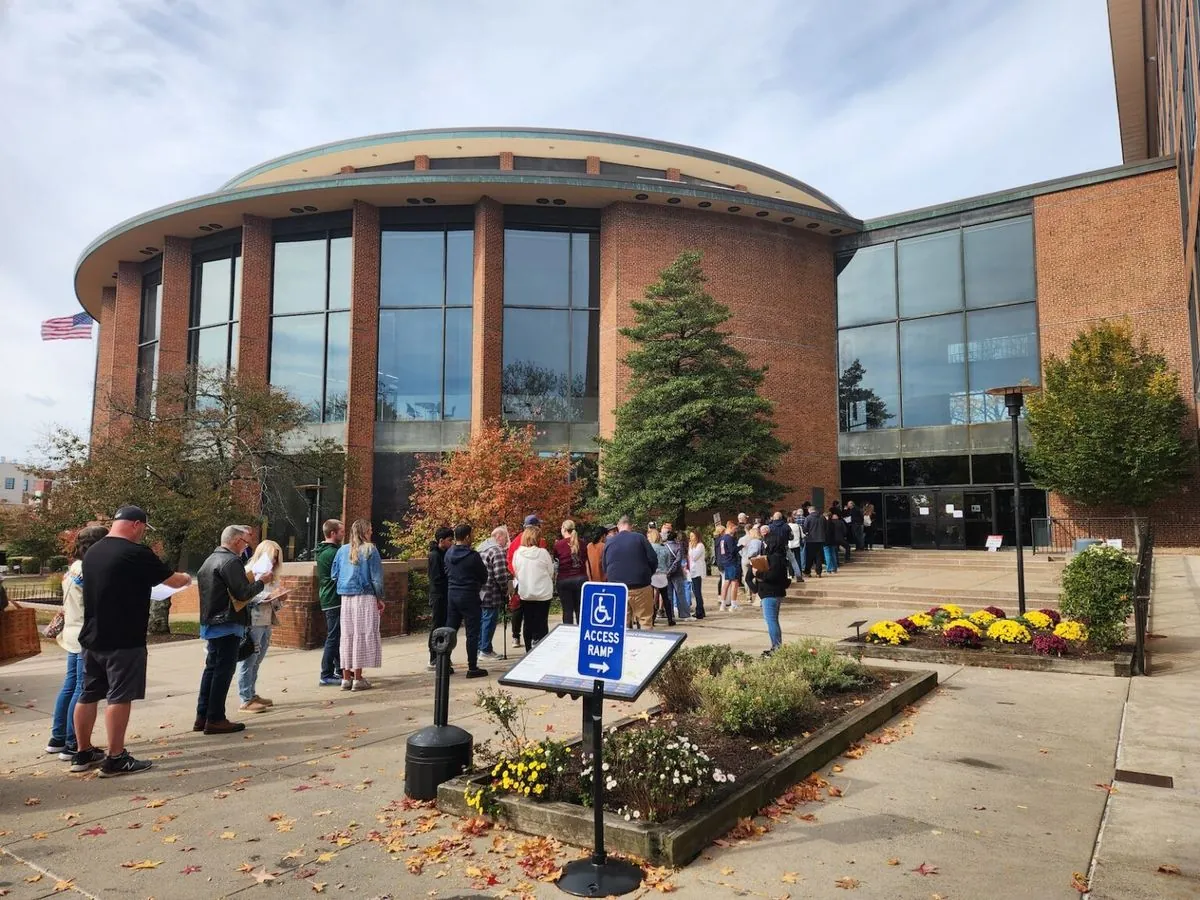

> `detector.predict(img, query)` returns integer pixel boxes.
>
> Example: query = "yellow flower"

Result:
[909,612,933,628]
[1023,610,1052,630]
[1054,620,1088,642]
[943,618,981,636]
[986,619,1031,644]
[968,610,997,628]
[938,604,964,619]
[865,621,911,646]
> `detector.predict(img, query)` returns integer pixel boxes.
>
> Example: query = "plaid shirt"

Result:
[479,540,511,608]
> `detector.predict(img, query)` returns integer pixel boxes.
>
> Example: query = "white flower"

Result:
[728,774,736,783]
[633,810,641,819]
[624,813,631,821]
[602,763,610,772]
[683,775,692,784]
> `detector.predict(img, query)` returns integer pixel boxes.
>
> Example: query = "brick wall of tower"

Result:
[90,286,118,441]
[238,215,273,387]
[156,235,192,416]
[598,202,840,512]
[344,201,380,524]
[472,197,505,432]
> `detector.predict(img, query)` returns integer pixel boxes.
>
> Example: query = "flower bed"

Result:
[844,604,1132,676]
[438,643,936,864]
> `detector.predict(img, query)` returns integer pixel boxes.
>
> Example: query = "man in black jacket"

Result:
[196,525,270,735]
[443,523,489,679]
[802,507,826,577]
[844,500,865,553]
[426,527,454,671]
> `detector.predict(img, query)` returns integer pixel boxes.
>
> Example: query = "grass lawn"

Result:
[33,609,200,638]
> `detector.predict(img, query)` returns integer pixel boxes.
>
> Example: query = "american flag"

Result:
[41,311,94,341]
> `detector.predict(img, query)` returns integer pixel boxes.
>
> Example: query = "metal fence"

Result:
[1031,517,1148,554]
[1132,522,1153,676]
[0,582,63,604]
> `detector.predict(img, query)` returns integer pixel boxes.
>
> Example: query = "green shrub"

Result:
[696,661,815,736]
[765,639,870,693]
[46,556,68,573]
[650,644,751,713]
[1059,544,1136,651]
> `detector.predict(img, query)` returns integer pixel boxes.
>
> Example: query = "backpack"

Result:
[664,542,683,578]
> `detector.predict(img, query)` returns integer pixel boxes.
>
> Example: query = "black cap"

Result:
[114,505,154,531]
[523,515,541,527]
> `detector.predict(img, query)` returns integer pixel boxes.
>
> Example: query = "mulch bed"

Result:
[846,631,1120,661]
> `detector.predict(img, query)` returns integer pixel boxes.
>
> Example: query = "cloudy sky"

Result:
[0,0,1121,460]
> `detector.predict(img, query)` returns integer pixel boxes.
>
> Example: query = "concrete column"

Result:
[472,196,505,432]
[343,200,380,525]
[238,214,273,387]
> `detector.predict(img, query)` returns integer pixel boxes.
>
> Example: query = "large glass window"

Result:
[836,244,896,326]
[377,226,474,421]
[900,313,967,427]
[964,218,1034,308]
[502,228,599,422]
[965,303,1039,422]
[269,232,351,423]
[898,229,962,317]
[838,323,899,431]
[135,271,162,416]
[188,250,241,378]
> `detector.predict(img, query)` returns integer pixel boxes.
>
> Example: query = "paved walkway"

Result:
[0,565,1191,899]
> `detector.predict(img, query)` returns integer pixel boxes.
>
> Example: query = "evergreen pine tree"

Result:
[595,251,788,523]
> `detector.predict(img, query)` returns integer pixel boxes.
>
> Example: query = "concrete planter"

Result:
[437,668,937,866]
[841,639,1133,677]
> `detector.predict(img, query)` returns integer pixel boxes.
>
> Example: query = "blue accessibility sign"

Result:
[577,582,628,681]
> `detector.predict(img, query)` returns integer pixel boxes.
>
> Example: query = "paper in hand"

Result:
[251,555,274,577]
[150,581,189,602]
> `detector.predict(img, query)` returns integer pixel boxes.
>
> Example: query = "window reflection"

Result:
[189,248,241,380]
[270,314,326,422]
[964,218,1034,308]
[966,303,1039,422]
[136,274,161,416]
[378,308,442,420]
[503,308,573,420]
[838,323,898,432]
[900,313,967,427]
[836,244,896,327]
[504,231,570,307]
[272,240,328,314]
[325,311,349,422]
[898,229,962,317]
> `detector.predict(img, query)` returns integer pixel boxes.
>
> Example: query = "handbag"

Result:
[237,631,256,661]
[43,610,65,639]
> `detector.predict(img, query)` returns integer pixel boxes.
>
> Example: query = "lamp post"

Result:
[985,385,1041,615]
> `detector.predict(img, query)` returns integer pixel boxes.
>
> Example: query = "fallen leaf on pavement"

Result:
[720,867,735,876]
[53,879,73,891]
[31,832,49,841]
[293,784,312,792]
[60,811,79,821]
[121,859,163,870]
[1094,783,1118,794]
[310,882,327,893]
[843,744,865,759]
[1071,872,1089,892]
[781,872,799,883]
[642,865,677,892]
[832,765,844,773]
[221,831,237,840]
[313,809,333,817]
[1158,864,1181,875]
[282,848,305,861]
[248,867,277,884]
[24,797,40,806]
[827,785,844,798]
[834,876,860,889]
[912,863,938,876]
[181,865,202,875]
[267,812,285,821]
[162,835,179,844]
[886,858,900,866]
[24,874,42,884]
[406,856,425,875]
[80,826,107,837]
[316,851,337,864]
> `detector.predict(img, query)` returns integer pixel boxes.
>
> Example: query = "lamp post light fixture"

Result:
[985,384,1041,614]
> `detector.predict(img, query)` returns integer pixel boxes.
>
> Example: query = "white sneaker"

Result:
[351,678,372,691]
[341,679,353,690]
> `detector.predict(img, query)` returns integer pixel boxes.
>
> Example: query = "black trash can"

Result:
[404,626,473,800]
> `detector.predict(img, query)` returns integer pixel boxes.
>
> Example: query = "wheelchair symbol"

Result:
[590,592,616,627]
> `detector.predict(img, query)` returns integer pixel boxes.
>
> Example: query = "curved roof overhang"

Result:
[74,171,863,317]
[220,127,851,216]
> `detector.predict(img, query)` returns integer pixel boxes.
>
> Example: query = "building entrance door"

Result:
[964,491,994,549]
[908,489,966,549]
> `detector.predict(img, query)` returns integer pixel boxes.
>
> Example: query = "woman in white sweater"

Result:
[46,525,109,760]
[511,525,555,650]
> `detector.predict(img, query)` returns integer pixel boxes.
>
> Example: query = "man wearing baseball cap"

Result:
[71,506,191,777]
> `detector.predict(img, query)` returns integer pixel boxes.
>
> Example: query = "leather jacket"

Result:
[198,546,264,627]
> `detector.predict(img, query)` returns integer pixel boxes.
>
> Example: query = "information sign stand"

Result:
[499,582,686,898]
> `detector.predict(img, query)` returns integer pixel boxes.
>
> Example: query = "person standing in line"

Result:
[236,540,288,714]
[425,527,454,672]
[72,506,191,776]
[507,515,545,649]
[768,510,790,548]
[663,524,691,621]
[845,500,865,553]
[825,510,843,573]
[46,525,108,761]
[715,520,741,610]
[316,519,344,686]
[554,519,590,626]
[444,523,490,678]
[587,525,613,585]
[787,511,805,581]
[747,527,790,656]
[196,525,271,735]
[647,528,676,626]
[863,503,876,550]
[741,524,764,607]
[477,526,510,661]
[603,516,658,629]
[511,525,555,648]
[802,505,826,578]
[331,519,385,691]
[686,529,707,619]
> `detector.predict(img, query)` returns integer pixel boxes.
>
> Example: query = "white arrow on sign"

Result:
[588,662,610,674]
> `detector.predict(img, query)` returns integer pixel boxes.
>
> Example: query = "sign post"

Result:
[986,534,1004,553]
[556,583,643,897]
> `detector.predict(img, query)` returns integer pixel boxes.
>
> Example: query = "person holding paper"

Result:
[236,540,288,713]
[195,525,269,734]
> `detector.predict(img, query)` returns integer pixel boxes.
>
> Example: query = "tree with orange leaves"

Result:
[385,422,583,558]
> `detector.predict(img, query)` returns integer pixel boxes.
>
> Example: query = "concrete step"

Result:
[780,592,1061,612]
[844,554,1063,570]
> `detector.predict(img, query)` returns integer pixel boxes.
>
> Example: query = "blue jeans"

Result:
[52,651,85,747]
[479,606,499,654]
[236,625,272,703]
[824,544,839,572]
[669,576,691,619]
[761,595,782,649]
[196,634,240,723]
[321,607,341,679]
[788,547,803,578]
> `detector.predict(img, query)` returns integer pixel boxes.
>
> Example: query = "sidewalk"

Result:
[0,581,1177,899]
[1084,554,1200,899]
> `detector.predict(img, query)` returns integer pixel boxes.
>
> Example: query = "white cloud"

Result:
[0,0,1120,457]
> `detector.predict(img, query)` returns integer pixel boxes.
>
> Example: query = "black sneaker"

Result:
[98,750,153,778]
[465,668,489,679]
[45,739,67,755]
[69,747,107,773]
[58,744,78,762]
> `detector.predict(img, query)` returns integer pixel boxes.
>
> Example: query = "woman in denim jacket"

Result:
[330,519,385,691]
[235,540,286,713]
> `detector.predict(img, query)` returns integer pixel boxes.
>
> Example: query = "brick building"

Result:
[74,118,1200,554]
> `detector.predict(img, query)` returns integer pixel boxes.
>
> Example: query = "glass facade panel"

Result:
[571,232,600,308]
[444,307,473,420]
[903,455,970,486]
[446,230,474,306]
[966,303,1039,422]
[380,231,444,307]
[898,230,962,317]
[196,257,234,326]
[324,311,349,422]
[571,310,599,421]
[504,230,570,307]
[139,280,161,344]
[838,323,899,431]
[836,244,896,326]
[192,325,230,372]
[328,236,351,309]
[269,314,326,422]
[840,458,902,487]
[900,313,967,427]
[272,239,327,314]
[964,217,1034,308]
[503,308,572,421]
[135,343,157,416]
[378,308,443,420]
[232,255,242,321]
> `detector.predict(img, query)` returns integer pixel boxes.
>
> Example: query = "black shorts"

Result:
[80,647,148,704]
